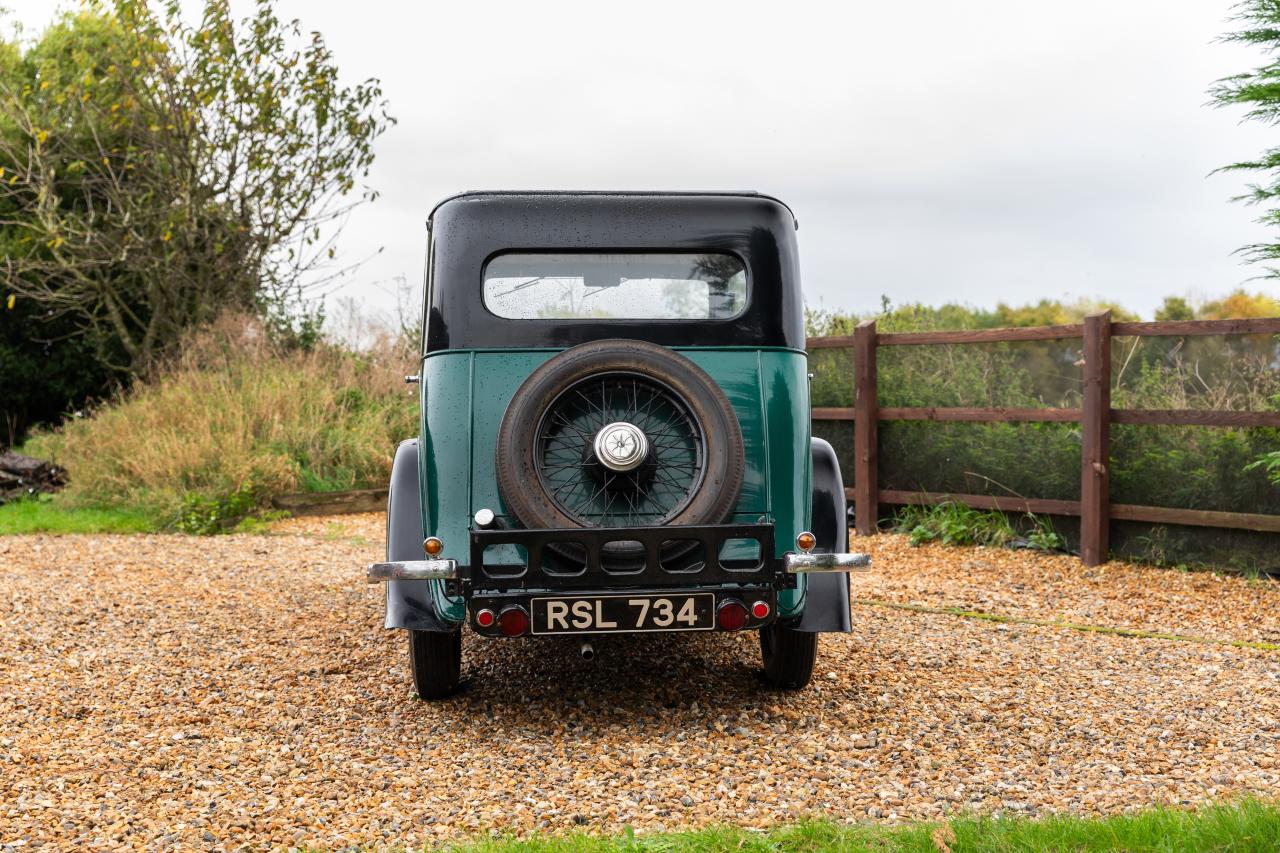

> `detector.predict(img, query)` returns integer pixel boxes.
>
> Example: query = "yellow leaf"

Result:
[39,80,49,90]
[8,176,16,185]
[131,58,141,68]
[162,231,172,242]
[36,130,48,144]
[6,294,14,310]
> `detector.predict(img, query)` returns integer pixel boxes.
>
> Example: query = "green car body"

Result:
[417,347,814,624]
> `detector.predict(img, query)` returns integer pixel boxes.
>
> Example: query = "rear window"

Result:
[482,252,747,320]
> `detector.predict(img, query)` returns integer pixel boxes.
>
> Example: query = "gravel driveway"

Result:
[2,515,1277,850]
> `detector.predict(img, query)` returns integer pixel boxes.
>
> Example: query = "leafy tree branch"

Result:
[0,0,393,374]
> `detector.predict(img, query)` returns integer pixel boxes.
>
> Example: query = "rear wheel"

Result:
[409,629,462,699]
[760,621,817,689]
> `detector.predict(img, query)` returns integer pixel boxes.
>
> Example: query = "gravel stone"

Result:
[0,519,1276,849]
[857,535,1280,644]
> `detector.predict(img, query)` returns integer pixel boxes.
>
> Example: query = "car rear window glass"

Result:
[482,253,747,320]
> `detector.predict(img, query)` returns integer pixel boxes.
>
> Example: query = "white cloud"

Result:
[5,0,1275,319]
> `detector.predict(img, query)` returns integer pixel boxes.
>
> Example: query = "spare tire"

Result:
[496,339,744,567]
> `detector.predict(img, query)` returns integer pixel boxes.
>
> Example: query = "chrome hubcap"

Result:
[593,421,648,472]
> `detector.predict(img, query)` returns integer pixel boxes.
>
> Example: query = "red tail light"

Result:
[717,599,748,632]
[751,600,770,619]
[475,608,496,629]
[498,606,530,637]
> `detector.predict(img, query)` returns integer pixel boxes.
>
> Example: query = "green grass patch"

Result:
[0,494,296,537]
[892,501,1065,551]
[0,496,157,534]
[441,800,1280,852]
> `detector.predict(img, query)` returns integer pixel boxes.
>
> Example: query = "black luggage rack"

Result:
[465,522,787,592]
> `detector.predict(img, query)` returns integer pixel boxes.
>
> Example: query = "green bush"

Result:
[892,501,1065,551]
[172,481,282,535]
[894,502,1016,547]
[1246,450,1280,485]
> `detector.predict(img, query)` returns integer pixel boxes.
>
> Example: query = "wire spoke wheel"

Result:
[496,339,745,574]
[534,373,706,527]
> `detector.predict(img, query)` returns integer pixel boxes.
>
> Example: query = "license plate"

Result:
[530,593,715,635]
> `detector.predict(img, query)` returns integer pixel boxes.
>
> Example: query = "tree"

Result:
[0,13,134,445]
[0,0,392,374]
[1154,296,1195,322]
[1210,0,1280,276]
[1198,288,1280,318]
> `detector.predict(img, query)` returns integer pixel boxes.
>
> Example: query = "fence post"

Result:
[853,319,878,536]
[1080,310,1112,566]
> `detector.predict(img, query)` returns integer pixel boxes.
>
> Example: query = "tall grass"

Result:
[24,314,417,526]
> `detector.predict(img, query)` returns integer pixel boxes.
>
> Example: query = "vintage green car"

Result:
[368,191,870,699]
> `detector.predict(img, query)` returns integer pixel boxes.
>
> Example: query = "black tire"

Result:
[760,621,818,689]
[496,339,744,542]
[408,629,462,699]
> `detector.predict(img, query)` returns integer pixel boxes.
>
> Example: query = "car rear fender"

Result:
[384,439,458,631]
[795,437,852,633]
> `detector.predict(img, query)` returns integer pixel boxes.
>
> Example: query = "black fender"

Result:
[384,439,455,631]
[795,437,852,633]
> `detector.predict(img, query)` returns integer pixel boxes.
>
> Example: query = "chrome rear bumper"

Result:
[783,552,872,573]
[367,559,458,583]
[369,552,867,582]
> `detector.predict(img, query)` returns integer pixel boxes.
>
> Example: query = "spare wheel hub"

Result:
[593,421,648,472]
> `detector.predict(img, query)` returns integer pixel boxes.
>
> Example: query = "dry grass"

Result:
[24,314,417,525]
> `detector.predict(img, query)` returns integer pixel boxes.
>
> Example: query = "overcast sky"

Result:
[7,0,1278,321]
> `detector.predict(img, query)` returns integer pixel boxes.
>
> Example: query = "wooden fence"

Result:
[808,313,1280,565]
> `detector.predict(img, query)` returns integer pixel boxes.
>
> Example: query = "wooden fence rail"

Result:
[809,313,1280,565]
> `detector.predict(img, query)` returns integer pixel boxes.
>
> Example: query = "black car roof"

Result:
[428,190,799,230]
[423,191,805,352]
